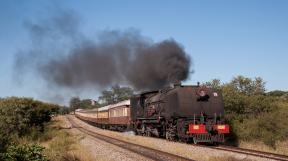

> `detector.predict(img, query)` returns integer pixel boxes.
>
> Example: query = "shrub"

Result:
[206,76,288,147]
[0,97,60,154]
[0,97,59,136]
[2,144,47,161]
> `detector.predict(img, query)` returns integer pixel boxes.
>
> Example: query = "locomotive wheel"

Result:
[165,131,176,141]
[192,137,198,144]
[141,125,146,136]
[213,142,219,146]
[165,122,177,141]
[179,137,189,143]
[165,132,171,141]
[146,131,151,137]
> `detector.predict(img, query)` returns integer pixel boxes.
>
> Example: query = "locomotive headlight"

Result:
[217,125,225,130]
[193,125,199,130]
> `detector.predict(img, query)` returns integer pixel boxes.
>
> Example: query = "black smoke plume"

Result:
[15,10,191,92]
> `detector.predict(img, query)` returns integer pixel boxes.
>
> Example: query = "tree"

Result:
[230,76,265,95]
[69,97,81,113]
[79,99,99,109]
[0,97,60,153]
[58,106,71,115]
[69,97,100,111]
[204,79,222,90]
[98,85,134,106]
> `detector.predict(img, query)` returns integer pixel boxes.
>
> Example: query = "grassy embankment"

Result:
[37,116,94,161]
[3,115,94,161]
[0,97,94,161]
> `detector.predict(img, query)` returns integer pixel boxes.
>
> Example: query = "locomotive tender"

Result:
[75,84,230,144]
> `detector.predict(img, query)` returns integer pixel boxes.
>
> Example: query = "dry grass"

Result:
[42,116,95,161]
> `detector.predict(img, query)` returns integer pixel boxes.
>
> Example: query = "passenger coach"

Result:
[75,100,131,131]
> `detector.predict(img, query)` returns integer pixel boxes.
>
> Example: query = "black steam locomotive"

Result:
[130,84,229,143]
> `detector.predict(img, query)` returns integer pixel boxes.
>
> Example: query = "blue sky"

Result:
[0,0,287,103]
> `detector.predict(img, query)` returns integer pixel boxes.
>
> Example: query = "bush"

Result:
[206,76,288,147]
[1,144,47,161]
[0,97,59,136]
[0,97,60,154]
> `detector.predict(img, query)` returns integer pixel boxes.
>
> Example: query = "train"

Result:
[75,84,230,144]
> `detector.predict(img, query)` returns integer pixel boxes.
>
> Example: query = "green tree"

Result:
[204,79,222,90]
[69,97,81,113]
[79,99,97,109]
[230,76,265,95]
[0,97,58,137]
[69,97,99,111]
[58,106,71,115]
[98,85,134,106]
[0,97,59,153]
[207,76,269,117]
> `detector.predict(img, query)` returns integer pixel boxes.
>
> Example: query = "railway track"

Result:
[66,115,195,161]
[213,145,288,161]
[68,115,288,161]
[187,140,288,161]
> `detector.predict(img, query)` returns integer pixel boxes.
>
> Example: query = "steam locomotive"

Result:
[75,84,230,144]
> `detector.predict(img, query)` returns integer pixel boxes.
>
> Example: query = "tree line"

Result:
[67,85,134,113]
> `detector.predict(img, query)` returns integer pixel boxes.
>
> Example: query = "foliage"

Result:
[205,76,288,147]
[98,85,134,106]
[0,97,59,137]
[68,85,133,111]
[69,97,99,112]
[0,97,60,159]
[69,97,81,112]
[267,90,288,101]
[1,144,47,161]
[204,79,222,90]
[79,99,99,109]
[58,106,71,115]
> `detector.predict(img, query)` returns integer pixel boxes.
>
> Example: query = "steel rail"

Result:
[214,145,288,161]
[69,115,288,161]
[66,115,195,161]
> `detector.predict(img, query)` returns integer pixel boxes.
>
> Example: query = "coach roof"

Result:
[97,100,130,112]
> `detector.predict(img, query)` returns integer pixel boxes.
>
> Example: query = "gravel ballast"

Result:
[66,115,274,161]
